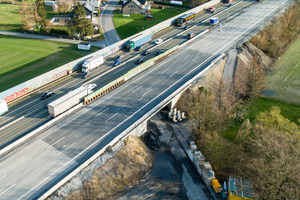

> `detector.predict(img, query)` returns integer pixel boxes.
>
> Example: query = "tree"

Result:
[243,107,300,199]
[57,0,74,13]
[73,3,93,36]
[35,0,46,27]
[19,1,38,30]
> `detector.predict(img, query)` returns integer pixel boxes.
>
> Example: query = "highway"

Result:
[0,0,290,199]
[0,0,255,149]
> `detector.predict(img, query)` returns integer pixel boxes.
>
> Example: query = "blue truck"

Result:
[125,34,152,51]
[210,17,219,25]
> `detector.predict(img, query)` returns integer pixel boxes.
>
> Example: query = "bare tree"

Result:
[57,0,74,13]
[19,1,38,30]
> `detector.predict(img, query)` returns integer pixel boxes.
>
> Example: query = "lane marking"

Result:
[0,175,7,181]
[160,68,169,74]
[131,85,143,94]
[95,108,109,117]
[142,89,152,97]
[0,183,16,196]
[170,71,178,77]
[47,137,65,149]
[105,112,119,122]
[57,142,76,156]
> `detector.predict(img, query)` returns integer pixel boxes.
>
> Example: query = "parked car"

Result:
[116,54,124,60]
[135,58,144,64]
[113,59,121,66]
[82,71,91,79]
[156,50,165,56]
[154,39,163,45]
[142,50,151,56]
[40,91,54,100]
[135,45,143,51]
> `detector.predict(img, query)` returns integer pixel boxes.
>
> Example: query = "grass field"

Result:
[264,36,300,105]
[113,8,187,39]
[222,97,300,141]
[0,35,91,92]
[0,4,22,31]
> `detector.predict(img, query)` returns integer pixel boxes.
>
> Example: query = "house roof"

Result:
[123,0,147,8]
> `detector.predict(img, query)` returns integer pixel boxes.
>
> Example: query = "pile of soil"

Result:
[66,136,154,200]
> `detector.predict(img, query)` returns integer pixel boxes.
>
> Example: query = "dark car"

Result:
[135,45,143,51]
[82,71,91,79]
[142,50,151,56]
[135,58,144,64]
[113,59,121,66]
[40,91,54,100]
[184,25,189,30]
[228,3,232,7]
[156,50,165,56]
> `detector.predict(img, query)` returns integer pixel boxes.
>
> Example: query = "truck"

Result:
[176,12,195,26]
[210,17,219,25]
[81,55,104,73]
[47,86,92,117]
[0,99,8,116]
[125,34,152,51]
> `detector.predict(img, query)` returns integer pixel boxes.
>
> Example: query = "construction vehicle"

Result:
[212,179,223,194]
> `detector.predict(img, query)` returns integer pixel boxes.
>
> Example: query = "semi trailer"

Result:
[125,34,152,51]
[81,55,104,72]
[48,86,92,117]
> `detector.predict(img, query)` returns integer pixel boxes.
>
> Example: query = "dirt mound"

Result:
[66,136,154,200]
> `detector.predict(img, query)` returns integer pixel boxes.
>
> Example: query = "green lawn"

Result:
[0,4,22,31]
[222,97,300,141]
[0,35,91,92]
[113,8,188,39]
[264,36,300,105]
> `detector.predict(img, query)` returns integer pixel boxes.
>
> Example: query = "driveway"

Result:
[99,0,121,46]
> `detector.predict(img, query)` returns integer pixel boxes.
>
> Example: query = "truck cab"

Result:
[187,32,195,39]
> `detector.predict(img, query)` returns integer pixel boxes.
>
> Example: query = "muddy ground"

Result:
[112,112,211,200]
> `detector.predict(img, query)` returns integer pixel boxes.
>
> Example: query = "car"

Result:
[228,3,232,7]
[113,59,121,66]
[135,58,144,64]
[40,91,54,100]
[116,54,124,60]
[83,83,97,90]
[154,39,163,45]
[135,45,143,51]
[142,50,151,56]
[156,50,165,56]
[208,6,215,12]
[184,25,189,30]
[82,71,91,79]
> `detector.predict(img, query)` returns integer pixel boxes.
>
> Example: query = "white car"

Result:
[154,39,163,45]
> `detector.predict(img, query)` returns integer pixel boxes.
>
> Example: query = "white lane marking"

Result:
[57,142,76,156]
[105,112,119,122]
[131,85,143,93]
[192,57,199,61]
[170,71,178,77]
[142,89,152,97]
[0,183,16,196]
[47,137,65,149]
[20,3,287,198]
[160,68,169,74]
[0,175,7,181]
[95,108,109,117]
[183,55,190,60]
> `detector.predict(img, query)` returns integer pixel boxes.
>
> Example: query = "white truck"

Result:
[48,86,92,117]
[82,55,104,73]
[0,99,8,116]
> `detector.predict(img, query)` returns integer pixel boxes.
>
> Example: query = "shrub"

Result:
[50,28,69,35]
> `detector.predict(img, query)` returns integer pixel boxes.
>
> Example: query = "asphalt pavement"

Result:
[0,0,291,199]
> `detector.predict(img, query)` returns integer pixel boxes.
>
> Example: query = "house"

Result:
[77,0,101,12]
[122,0,151,14]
